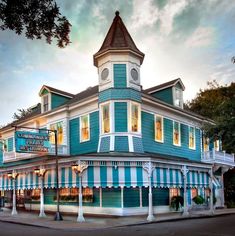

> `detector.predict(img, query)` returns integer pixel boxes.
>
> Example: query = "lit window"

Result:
[131,103,140,132]
[80,114,90,142]
[203,137,209,151]
[155,115,163,142]
[191,189,198,198]
[50,122,63,145]
[170,188,180,198]
[189,127,195,149]
[101,104,110,134]
[43,95,49,112]
[214,139,220,151]
[173,121,181,146]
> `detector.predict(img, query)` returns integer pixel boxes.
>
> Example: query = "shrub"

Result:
[170,196,184,211]
[192,195,204,205]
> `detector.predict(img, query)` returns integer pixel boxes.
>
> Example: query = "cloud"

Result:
[186,27,215,47]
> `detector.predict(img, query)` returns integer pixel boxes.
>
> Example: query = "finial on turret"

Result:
[115,11,120,16]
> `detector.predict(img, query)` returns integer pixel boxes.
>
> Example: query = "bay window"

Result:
[101,103,110,134]
[131,102,140,132]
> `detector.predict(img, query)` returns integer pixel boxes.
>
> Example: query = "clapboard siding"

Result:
[142,111,201,161]
[114,64,127,88]
[69,111,99,155]
[115,102,127,132]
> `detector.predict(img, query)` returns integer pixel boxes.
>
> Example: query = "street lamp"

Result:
[7,170,18,215]
[34,167,46,217]
[71,160,88,222]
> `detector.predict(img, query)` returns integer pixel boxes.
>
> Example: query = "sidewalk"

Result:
[0,207,235,231]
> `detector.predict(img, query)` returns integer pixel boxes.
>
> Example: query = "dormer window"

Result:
[42,95,49,112]
[174,87,183,108]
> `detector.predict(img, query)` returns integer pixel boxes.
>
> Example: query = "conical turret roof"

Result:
[94,11,144,66]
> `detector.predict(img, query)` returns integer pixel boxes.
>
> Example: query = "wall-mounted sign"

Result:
[15,131,50,153]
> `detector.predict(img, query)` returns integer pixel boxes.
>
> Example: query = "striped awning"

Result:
[212,177,222,189]
[0,165,210,190]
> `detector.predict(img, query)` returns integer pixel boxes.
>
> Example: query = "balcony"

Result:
[202,149,235,166]
[3,144,69,163]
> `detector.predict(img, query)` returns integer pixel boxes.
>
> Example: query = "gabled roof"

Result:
[144,78,185,94]
[39,85,75,98]
[93,11,144,66]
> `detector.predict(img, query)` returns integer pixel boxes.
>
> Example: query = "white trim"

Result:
[79,114,90,143]
[154,114,164,143]
[128,135,134,152]
[110,135,115,151]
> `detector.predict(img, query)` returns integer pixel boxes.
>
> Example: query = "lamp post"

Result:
[34,167,46,217]
[7,170,18,215]
[71,160,88,222]
[181,165,189,216]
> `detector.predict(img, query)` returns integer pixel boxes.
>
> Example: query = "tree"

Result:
[13,108,33,121]
[184,80,235,153]
[0,0,71,47]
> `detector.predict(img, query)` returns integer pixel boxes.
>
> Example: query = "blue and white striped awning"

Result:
[212,177,222,189]
[0,165,210,190]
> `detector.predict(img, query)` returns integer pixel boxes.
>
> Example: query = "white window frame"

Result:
[155,115,164,143]
[173,121,181,146]
[49,121,64,145]
[80,114,90,143]
[189,126,196,150]
[100,102,111,134]
[173,87,183,108]
[129,102,141,133]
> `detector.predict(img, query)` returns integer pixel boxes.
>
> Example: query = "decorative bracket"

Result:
[143,161,155,178]
[181,165,189,177]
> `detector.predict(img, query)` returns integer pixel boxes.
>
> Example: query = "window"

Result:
[155,115,163,142]
[101,104,110,134]
[173,121,181,146]
[42,95,49,112]
[50,122,63,145]
[203,137,209,151]
[174,88,183,108]
[214,139,220,151]
[170,188,180,198]
[191,189,198,199]
[189,127,195,149]
[80,114,90,142]
[131,103,140,132]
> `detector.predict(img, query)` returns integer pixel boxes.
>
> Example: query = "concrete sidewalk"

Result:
[0,208,235,230]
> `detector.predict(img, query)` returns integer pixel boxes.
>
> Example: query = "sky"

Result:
[0,0,235,126]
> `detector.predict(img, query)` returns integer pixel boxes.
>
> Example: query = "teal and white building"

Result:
[0,12,234,219]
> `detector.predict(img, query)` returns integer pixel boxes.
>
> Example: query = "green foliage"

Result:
[185,80,235,153]
[170,196,184,211]
[0,0,71,48]
[192,195,204,205]
[224,168,235,208]
[13,108,33,121]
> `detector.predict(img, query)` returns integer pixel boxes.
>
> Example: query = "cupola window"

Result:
[101,104,110,134]
[131,102,141,132]
[42,95,49,112]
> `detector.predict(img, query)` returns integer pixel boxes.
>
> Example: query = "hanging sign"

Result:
[15,131,50,153]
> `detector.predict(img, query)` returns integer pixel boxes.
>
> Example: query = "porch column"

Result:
[181,165,189,216]
[209,169,214,215]
[143,161,155,222]
[12,178,17,215]
[220,167,229,207]
[39,175,46,217]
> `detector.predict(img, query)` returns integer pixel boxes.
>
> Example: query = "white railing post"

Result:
[213,148,215,160]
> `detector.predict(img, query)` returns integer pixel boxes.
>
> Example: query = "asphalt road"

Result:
[0,214,235,236]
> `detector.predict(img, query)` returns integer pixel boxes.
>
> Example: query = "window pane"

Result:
[131,104,139,132]
[173,122,180,145]
[203,137,209,151]
[155,116,163,141]
[81,115,90,141]
[102,104,110,133]
[189,127,195,148]
[43,95,49,112]
[50,122,63,145]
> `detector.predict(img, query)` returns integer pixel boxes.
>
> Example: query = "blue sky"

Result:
[0,0,235,126]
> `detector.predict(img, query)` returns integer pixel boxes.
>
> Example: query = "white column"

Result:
[181,165,189,216]
[99,187,102,208]
[12,178,17,215]
[209,169,214,215]
[121,187,124,208]
[139,187,143,207]
[143,161,155,222]
[77,174,85,222]
[39,176,46,217]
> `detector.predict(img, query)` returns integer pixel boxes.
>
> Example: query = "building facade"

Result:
[0,12,234,219]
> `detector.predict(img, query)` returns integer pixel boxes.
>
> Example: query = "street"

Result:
[0,214,234,236]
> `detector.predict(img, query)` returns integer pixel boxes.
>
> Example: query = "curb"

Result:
[0,211,234,230]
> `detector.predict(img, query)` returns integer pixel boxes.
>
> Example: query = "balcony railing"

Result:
[3,144,68,163]
[202,149,235,166]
